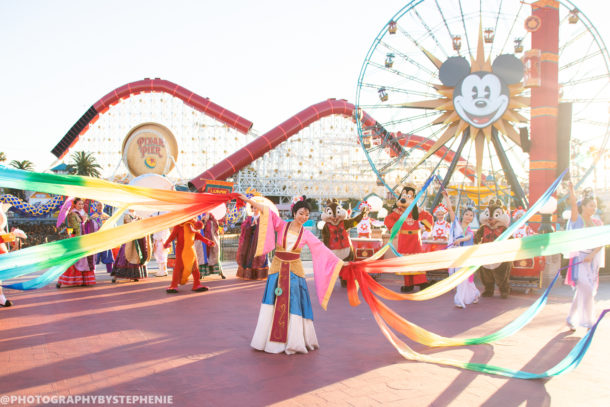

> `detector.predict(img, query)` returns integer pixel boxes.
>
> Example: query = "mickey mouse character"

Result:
[321,199,367,261]
[439,54,524,129]
[384,185,434,292]
[473,198,512,298]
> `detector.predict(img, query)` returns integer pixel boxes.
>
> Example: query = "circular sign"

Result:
[524,15,541,32]
[122,123,179,176]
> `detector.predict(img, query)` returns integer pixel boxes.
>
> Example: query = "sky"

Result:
[0,0,608,172]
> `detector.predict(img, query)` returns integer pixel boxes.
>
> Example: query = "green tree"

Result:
[9,160,34,171]
[66,151,102,178]
[7,160,34,200]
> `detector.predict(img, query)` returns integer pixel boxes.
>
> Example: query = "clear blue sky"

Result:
[0,0,607,171]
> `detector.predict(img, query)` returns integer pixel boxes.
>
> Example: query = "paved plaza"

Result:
[1,262,609,406]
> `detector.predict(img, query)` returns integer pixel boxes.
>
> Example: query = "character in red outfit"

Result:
[384,185,434,292]
[164,218,215,294]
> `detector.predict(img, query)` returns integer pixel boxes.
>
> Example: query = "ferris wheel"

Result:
[355,0,610,208]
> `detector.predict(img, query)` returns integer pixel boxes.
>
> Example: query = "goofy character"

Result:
[164,218,215,294]
[384,185,434,292]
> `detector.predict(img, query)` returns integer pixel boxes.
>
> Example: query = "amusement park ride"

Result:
[355,0,609,211]
[45,0,607,213]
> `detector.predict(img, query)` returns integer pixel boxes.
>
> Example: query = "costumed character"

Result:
[511,207,535,239]
[201,213,225,278]
[321,199,367,287]
[89,201,114,274]
[473,198,511,298]
[151,211,171,277]
[1,203,27,307]
[565,182,605,330]
[383,185,434,292]
[111,209,151,283]
[442,191,480,308]
[241,195,343,355]
[236,203,269,280]
[56,198,96,288]
[356,201,383,238]
[164,218,215,293]
[321,198,367,260]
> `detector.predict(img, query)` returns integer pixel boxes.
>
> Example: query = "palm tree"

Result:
[7,160,34,200]
[9,160,35,171]
[0,152,6,163]
[66,151,102,178]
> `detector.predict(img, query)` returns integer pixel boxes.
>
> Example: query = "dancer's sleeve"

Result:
[304,231,344,310]
[254,206,283,257]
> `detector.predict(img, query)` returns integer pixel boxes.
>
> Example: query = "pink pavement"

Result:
[1,265,609,406]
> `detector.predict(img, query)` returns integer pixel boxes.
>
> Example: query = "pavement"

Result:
[1,262,610,407]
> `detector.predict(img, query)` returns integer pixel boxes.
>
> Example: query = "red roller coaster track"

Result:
[51,78,253,159]
[189,99,475,190]
[51,78,474,190]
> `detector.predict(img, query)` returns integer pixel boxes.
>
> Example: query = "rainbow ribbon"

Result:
[0,167,238,288]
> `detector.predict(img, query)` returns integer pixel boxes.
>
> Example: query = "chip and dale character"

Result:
[473,198,512,298]
[320,199,367,287]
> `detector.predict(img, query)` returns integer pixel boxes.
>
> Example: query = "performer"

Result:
[150,211,170,277]
[241,195,343,355]
[429,203,450,242]
[473,199,511,298]
[511,207,535,239]
[565,182,604,330]
[384,185,434,292]
[442,191,480,308]
[56,198,96,288]
[164,218,215,293]
[321,199,367,261]
[201,213,224,278]
[236,205,269,280]
[1,203,24,307]
[89,201,114,274]
[111,209,151,283]
[356,201,383,238]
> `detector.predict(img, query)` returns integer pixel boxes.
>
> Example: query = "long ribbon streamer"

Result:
[0,167,239,288]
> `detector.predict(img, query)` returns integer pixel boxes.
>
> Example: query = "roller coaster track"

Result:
[51,78,474,190]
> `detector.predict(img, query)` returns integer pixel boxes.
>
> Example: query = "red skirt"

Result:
[58,265,96,286]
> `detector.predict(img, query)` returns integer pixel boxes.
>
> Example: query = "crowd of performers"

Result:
[0,181,606,359]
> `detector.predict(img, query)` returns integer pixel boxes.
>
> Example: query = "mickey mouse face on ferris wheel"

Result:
[439,54,523,129]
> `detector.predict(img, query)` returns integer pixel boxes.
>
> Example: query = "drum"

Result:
[351,238,383,261]
[510,256,545,291]
[421,239,448,253]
